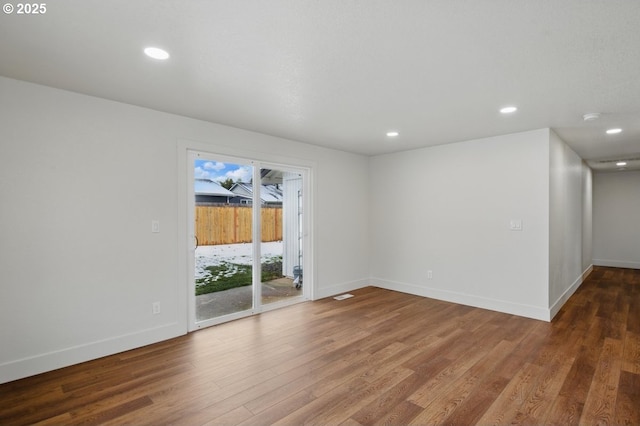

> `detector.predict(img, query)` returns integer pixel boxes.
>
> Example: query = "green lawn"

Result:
[195,257,283,295]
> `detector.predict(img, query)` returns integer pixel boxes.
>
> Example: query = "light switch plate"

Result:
[151,220,160,233]
[510,219,523,231]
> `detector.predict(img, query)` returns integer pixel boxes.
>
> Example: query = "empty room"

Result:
[1,1,639,424]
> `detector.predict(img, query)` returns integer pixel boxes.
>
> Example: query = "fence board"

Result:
[195,205,282,245]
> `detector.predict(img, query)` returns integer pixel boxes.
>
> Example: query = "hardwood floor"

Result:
[1,266,639,425]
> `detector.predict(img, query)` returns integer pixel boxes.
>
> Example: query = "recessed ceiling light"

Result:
[616,161,627,166]
[606,128,622,134]
[500,106,518,114]
[583,113,601,122]
[386,131,399,137]
[144,47,170,60]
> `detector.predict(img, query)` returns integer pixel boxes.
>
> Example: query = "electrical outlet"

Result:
[152,302,161,315]
[427,270,433,279]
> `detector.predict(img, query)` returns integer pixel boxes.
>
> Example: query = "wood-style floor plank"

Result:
[1,266,639,425]
[623,331,640,374]
[579,337,624,425]
[614,370,640,425]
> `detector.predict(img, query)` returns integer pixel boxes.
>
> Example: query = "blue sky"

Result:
[194,160,253,183]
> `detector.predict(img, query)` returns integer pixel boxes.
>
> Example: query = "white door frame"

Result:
[178,140,314,332]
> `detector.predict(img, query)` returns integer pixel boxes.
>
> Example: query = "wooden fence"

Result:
[195,205,282,245]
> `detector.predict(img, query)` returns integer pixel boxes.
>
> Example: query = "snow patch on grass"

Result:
[195,241,283,280]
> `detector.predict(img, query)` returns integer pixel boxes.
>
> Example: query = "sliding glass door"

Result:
[188,151,307,330]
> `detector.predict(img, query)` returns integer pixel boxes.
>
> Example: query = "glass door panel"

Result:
[260,168,303,306]
[193,156,254,324]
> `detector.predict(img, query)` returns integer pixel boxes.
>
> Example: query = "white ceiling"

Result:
[1,1,639,170]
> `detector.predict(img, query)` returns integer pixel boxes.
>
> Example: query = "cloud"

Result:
[194,167,210,179]
[203,161,225,171]
[225,166,252,183]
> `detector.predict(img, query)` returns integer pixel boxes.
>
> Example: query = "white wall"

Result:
[0,76,370,383]
[282,172,303,278]
[369,129,551,320]
[548,130,593,318]
[593,170,640,269]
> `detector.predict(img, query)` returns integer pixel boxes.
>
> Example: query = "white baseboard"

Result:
[593,259,640,270]
[369,277,550,322]
[6,267,604,384]
[314,278,370,300]
[3,276,371,384]
[0,322,185,384]
[549,265,593,320]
